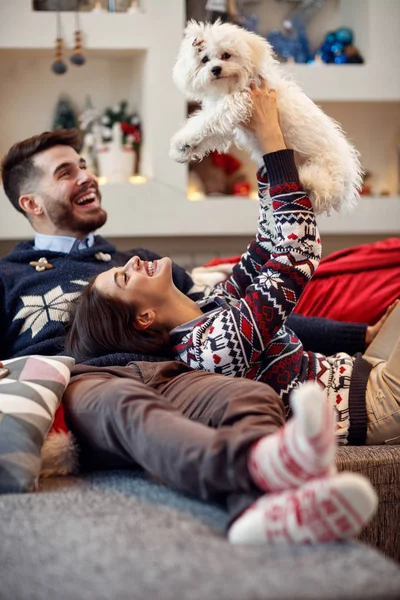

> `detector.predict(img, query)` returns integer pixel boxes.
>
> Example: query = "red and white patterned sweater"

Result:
[171,150,357,444]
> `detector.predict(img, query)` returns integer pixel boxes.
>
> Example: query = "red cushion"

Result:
[294,237,400,323]
[201,238,400,325]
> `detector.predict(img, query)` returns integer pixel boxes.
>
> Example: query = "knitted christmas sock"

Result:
[249,382,337,493]
[228,472,378,545]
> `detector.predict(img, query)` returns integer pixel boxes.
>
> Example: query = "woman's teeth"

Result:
[147,261,155,277]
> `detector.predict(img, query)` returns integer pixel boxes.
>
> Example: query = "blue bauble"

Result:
[321,51,334,63]
[336,27,353,46]
[331,42,344,54]
[321,41,332,52]
[52,60,67,74]
[334,53,348,64]
[325,31,337,44]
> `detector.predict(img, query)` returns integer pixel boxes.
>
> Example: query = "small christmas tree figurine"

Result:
[101,100,141,153]
[53,95,78,130]
[95,100,142,183]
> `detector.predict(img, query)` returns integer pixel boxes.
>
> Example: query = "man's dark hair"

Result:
[1,128,83,216]
[65,276,173,363]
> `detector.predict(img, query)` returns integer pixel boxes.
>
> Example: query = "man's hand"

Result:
[365,299,399,346]
[244,77,286,155]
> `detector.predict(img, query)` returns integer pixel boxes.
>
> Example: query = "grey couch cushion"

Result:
[1,471,400,600]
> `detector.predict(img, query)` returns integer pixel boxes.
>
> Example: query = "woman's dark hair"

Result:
[65,276,172,363]
[1,128,82,216]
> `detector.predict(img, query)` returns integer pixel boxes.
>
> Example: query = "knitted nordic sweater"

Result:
[171,150,369,444]
[0,236,196,361]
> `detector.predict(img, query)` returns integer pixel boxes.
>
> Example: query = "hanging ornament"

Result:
[70,1,86,66]
[52,6,67,74]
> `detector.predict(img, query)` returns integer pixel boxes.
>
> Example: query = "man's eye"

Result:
[80,164,87,170]
[124,272,129,284]
[201,55,210,64]
[60,171,69,178]
[221,52,231,60]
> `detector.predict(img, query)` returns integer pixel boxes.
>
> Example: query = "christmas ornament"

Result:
[336,27,353,46]
[51,6,67,74]
[314,27,363,64]
[70,1,86,66]
[267,0,326,63]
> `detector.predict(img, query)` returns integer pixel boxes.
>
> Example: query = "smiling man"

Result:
[4,131,106,236]
[0,129,198,359]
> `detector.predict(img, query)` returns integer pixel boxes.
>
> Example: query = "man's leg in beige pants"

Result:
[364,303,400,444]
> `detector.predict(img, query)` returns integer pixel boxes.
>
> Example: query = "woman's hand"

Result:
[0,362,10,379]
[365,299,399,346]
[245,77,286,155]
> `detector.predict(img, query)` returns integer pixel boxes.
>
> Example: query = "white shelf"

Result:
[1,1,399,102]
[282,64,400,102]
[0,0,399,241]
[0,5,153,50]
[1,182,399,239]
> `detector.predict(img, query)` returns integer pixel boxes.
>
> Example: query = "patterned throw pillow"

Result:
[0,355,75,494]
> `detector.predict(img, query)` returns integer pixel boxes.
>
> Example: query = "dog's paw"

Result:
[169,137,196,163]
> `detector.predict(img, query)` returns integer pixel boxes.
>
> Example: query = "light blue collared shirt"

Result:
[34,232,95,253]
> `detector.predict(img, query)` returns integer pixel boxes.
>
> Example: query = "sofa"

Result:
[336,445,400,562]
[1,444,400,600]
[1,349,400,600]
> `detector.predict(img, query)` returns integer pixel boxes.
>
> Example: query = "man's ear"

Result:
[133,309,156,331]
[19,194,43,217]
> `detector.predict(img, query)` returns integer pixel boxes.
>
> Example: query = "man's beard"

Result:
[43,191,107,236]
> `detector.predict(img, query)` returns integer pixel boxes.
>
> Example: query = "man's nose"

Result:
[211,65,222,76]
[77,169,94,185]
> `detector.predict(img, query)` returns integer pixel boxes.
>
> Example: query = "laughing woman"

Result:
[65,80,400,448]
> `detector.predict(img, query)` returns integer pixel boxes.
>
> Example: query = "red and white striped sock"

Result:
[228,472,378,545]
[249,382,337,493]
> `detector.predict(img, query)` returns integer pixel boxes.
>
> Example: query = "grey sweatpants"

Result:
[63,360,285,523]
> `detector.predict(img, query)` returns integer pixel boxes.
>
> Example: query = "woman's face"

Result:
[95,255,173,310]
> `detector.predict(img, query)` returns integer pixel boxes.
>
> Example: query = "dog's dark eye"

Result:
[201,55,210,64]
[221,52,231,60]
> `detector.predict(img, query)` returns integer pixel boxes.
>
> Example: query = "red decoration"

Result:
[120,122,141,143]
[232,180,251,196]
[211,151,242,175]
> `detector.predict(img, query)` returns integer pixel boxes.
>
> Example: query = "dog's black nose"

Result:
[211,66,222,77]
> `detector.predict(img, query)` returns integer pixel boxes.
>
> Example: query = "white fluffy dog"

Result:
[170,20,362,214]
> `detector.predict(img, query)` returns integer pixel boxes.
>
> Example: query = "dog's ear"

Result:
[183,19,205,42]
[173,20,206,96]
[244,30,277,76]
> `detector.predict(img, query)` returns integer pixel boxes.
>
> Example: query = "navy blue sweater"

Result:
[0,236,197,362]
